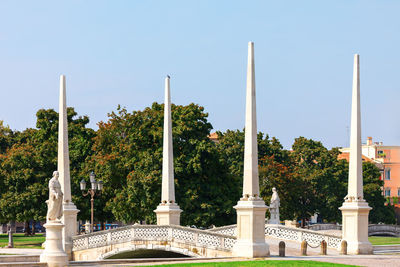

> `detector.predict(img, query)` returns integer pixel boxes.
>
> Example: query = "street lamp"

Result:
[80,171,103,233]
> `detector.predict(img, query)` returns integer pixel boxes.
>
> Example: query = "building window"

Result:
[398,188,400,196]
[385,188,391,197]
[385,168,391,180]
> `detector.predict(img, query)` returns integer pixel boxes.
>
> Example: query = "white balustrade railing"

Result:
[72,224,236,252]
[210,223,342,249]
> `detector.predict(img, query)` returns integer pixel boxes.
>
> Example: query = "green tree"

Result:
[89,103,240,227]
[362,161,395,224]
[0,108,95,233]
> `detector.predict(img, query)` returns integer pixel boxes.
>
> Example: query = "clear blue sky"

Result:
[0,1,399,149]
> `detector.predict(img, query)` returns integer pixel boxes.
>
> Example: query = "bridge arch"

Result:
[99,244,200,260]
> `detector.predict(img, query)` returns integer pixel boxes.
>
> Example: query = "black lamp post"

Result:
[80,171,103,233]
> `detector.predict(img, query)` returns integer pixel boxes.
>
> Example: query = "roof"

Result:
[338,152,374,162]
[208,132,219,142]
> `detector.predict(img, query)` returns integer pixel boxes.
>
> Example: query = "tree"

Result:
[89,103,240,227]
[362,161,396,224]
[0,108,95,234]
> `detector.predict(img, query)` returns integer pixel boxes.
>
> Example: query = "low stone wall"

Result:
[0,256,40,263]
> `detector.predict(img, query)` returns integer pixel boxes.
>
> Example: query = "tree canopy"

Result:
[0,104,394,228]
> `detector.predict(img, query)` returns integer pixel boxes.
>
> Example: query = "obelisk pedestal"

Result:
[58,75,79,259]
[232,42,269,258]
[339,54,372,254]
[154,76,182,225]
[40,221,68,267]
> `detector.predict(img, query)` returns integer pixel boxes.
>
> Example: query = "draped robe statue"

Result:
[46,171,63,221]
[269,187,280,224]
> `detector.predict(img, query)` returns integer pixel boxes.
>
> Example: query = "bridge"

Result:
[307,223,400,237]
[72,223,342,260]
[72,224,235,261]
[368,224,400,237]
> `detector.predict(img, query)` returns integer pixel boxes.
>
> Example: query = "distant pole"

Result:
[7,227,13,248]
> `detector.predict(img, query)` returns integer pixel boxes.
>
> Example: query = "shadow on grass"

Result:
[106,249,190,259]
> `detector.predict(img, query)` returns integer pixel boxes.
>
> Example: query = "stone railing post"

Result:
[340,240,347,255]
[168,227,173,241]
[301,240,307,256]
[279,241,285,257]
[193,232,199,244]
[298,230,303,242]
[131,227,136,240]
[320,240,327,255]
[107,232,112,245]
[85,236,89,250]
[220,236,225,249]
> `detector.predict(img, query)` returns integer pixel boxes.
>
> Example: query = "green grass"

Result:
[0,233,45,249]
[369,236,400,245]
[136,260,356,267]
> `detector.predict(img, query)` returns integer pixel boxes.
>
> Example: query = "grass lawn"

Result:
[369,236,400,245]
[0,233,45,249]
[136,260,355,267]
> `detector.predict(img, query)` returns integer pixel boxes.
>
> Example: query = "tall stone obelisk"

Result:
[339,55,372,254]
[232,42,269,257]
[154,76,182,225]
[58,75,79,259]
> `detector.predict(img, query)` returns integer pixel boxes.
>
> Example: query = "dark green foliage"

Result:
[91,103,240,226]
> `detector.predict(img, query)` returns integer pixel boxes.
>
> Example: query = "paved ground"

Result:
[69,255,400,267]
[0,248,42,255]
[1,240,400,267]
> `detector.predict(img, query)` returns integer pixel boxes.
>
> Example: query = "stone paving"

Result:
[2,240,400,267]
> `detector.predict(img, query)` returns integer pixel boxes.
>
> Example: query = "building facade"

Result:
[340,137,400,199]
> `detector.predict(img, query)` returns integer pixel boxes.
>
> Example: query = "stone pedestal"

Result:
[40,221,68,267]
[233,199,269,257]
[268,209,280,224]
[154,203,182,225]
[339,201,373,254]
[62,202,79,259]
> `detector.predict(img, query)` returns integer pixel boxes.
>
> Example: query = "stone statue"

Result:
[46,171,63,221]
[268,187,280,224]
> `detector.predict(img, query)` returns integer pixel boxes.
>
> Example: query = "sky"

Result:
[0,1,399,149]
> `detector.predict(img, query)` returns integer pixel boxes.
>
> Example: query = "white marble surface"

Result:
[233,42,269,258]
[58,75,79,259]
[155,76,181,225]
[339,55,372,254]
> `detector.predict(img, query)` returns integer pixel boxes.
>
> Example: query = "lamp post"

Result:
[80,171,103,233]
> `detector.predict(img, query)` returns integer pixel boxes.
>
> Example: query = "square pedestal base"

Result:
[233,199,270,257]
[40,221,68,267]
[154,203,182,225]
[339,200,373,254]
[62,202,79,260]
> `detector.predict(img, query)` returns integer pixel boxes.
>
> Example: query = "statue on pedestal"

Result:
[268,187,280,224]
[40,171,68,267]
[46,171,63,221]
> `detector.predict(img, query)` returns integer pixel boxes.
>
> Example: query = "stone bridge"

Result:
[72,224,236,261]
[210,224,342,249]
[368,224,400,237]
[72,224,343,260]
[306,223,400,237]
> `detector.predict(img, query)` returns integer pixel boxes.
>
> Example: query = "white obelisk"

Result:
[58,75,79,259]
[339,55,372,254]
[232,42,269,257]
[154,76,182,225]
